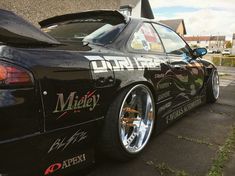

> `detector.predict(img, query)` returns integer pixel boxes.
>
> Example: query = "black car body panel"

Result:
[0,9,60,45]
[0,9,217,175]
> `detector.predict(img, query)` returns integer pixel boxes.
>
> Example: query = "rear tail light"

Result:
[0,61,34,87]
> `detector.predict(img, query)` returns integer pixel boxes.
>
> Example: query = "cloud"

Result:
[150,0,235,39]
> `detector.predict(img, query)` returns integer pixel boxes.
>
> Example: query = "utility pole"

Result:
[216,32,220,52]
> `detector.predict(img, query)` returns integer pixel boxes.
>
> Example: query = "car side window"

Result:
[130,23,164,53]
[152,23,192,58]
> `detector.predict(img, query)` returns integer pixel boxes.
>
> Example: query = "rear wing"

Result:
[39,10,129,28]
[0,9,60,45]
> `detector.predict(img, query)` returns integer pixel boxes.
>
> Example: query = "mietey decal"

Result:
[48,130,87,153]
[44,154,86,175]
[53,90,100,119]
[166,98,202,124]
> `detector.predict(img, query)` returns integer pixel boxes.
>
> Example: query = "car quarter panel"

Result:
[0,45,112,175]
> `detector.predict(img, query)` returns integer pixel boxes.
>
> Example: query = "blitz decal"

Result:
[48,130,87,153]
[44,154,86,175]
[53,90,100,117]
[166,98,202,124]
[86,55,162,73]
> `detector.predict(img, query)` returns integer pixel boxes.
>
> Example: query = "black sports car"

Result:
[0,9,219,175]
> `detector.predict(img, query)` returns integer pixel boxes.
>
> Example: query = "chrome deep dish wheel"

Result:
[206,69,220,103]
[212,71,220,99]
[119,85,155,154]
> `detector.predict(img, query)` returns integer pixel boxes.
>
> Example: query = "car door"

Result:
[127,22,174,117]
[152,23,205,107]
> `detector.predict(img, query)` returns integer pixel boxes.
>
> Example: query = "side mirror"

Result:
[193,48,207,57]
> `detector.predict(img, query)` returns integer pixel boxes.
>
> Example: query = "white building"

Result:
[120,0,154,19]
[184,36,210,48]
[184,35,225,51]
[209,36,226,51]
[232,33,235,55]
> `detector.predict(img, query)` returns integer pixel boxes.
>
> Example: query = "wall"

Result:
[232,39,235,55]
[209,40,225,51]
[186,41,209,48]
[131,0,141,18]
[0,0,120,26]
[176,22,184,36]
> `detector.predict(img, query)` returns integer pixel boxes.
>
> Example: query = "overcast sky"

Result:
[149,0,235,40]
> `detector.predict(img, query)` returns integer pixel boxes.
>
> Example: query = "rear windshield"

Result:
[42,17,126,45]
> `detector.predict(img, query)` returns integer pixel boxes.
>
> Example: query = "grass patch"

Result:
[207,126,235,176]
[212,57,221,66]
[146,161,189,176]
[212,56,235,67]
[218,73,230,77]
[227,55,235,57]
[177,135,213,147]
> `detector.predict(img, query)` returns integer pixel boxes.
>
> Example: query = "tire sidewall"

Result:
[207,69,219,103]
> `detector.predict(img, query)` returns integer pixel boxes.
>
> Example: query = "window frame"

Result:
[126,21,166,55]
[151,22,194,58]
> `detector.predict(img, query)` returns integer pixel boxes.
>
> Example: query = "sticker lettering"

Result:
[44,154,86,175]
[53,90,100,114]
[86,56,161,73]
[48,130,87,153]
[166,98,202,124]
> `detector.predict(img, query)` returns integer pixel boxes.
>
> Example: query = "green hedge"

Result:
[212,57,221,66]
[212,57,235,67]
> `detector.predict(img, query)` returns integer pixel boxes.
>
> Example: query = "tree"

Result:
[225,41,232,48]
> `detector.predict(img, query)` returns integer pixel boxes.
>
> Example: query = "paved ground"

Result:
[76,66,235,176]
[218,66,235,87]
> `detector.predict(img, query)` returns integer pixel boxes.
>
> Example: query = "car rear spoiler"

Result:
[0,9,60,45]
[39,10,129,28]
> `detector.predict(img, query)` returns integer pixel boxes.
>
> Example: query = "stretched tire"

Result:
[206,69,219,103]
[100,84,155,161]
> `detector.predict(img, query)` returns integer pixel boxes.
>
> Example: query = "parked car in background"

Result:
[207,48,213,54]
[0,9,220,175]
[222,49,231,55]
[207,48,221,54]
[212,49,221,54]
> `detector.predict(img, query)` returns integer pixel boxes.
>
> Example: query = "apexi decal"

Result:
[53,90,100,118]
[44,154,86,175]
[48,130,87,153]
[86,55,162,73]
[166,98,202,124]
